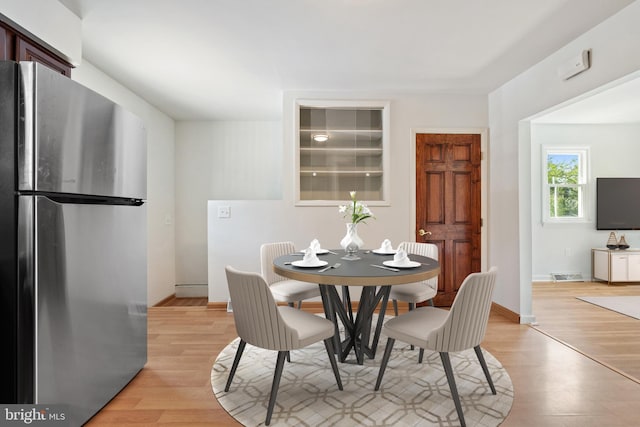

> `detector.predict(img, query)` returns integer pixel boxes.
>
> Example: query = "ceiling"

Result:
[533,74,640,124]
[57,0,635,121]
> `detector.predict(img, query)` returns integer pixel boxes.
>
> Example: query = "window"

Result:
[542,147,589,222]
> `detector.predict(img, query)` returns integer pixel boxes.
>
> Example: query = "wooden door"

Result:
[416,133,481,306]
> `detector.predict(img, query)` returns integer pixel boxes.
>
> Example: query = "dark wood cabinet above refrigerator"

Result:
[0,20,72,76]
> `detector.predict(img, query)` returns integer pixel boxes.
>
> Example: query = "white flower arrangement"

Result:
[339,191,374,224]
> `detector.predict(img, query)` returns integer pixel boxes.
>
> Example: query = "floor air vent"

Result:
[551,273,584,282]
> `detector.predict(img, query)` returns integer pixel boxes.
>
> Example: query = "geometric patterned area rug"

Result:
[577,296,640,320]
[211,321,514,426]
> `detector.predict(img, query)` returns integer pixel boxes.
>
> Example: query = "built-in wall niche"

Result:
[295,100,390,205]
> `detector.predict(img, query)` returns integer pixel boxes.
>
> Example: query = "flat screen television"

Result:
[596,177,640,230]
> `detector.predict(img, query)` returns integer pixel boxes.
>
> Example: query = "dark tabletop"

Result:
[273,250,440,286]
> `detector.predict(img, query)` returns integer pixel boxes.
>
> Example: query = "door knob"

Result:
[418,229,432,236]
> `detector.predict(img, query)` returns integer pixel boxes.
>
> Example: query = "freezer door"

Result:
[18,62,146,199]
[32,196,147,425]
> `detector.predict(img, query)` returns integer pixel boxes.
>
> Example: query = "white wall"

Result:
[175,121,282,285]
[73,61,177,306]
[206,92,488,303]
[488,0,640,322]
[531,124,640,281]
[4,0,177,306]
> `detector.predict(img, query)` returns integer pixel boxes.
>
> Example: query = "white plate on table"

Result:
[383,260,421,268]
[292,260,328,268]
[372,248,397,255]
[300,249,330,255]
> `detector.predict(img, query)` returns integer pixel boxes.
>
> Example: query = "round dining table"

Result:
[273,250,440,364]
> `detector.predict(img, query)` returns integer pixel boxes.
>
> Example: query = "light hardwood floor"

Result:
[532,280,640,383]
[86,283,640,426]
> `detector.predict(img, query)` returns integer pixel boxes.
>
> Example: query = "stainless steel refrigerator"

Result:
[0,61,147,425]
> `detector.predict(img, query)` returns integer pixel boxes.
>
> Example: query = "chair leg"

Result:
[265,351,287,426]
[408,303,415,350]
[418,348,424,364]
[224,339,247,392]
[297,300,302,309]
[286,351,291,363]
[474,346,496,395]
[440,352,466,427]
[428,298,434,307]
[392,299,398,316]
[323,339,343,390]
[374,338,395,391]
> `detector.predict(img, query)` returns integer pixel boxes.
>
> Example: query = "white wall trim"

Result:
[520,314,537,325]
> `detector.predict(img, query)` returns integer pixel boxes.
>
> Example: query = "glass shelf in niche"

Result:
[299,169,383,176]
[300,174,383,202]
[299,147,383,155]
[299,132,383,150]
[299,108,383,131]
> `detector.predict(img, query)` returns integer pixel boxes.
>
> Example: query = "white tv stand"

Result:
[592,248,640,284]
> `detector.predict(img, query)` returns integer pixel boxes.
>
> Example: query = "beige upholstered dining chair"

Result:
[389,241,439,315]
[375,267,498,427]
[224,266,343,426]
[260,241,321,308]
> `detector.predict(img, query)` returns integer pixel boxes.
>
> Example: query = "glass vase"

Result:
[340,223,364,260]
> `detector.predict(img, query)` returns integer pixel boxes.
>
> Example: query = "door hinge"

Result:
[480,218,483,227]
[481,151,484,161]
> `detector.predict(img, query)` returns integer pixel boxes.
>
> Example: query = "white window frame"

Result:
[541,146,590,223]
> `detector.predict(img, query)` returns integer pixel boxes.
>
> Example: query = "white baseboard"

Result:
[532,274,554,282]
[520,314,537,325]
[175,284,208,298]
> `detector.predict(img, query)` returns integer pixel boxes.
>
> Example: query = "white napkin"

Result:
[393,249,411,266]
[302,246,320,265]
[379,239,393,252]
[309,238,322,252]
